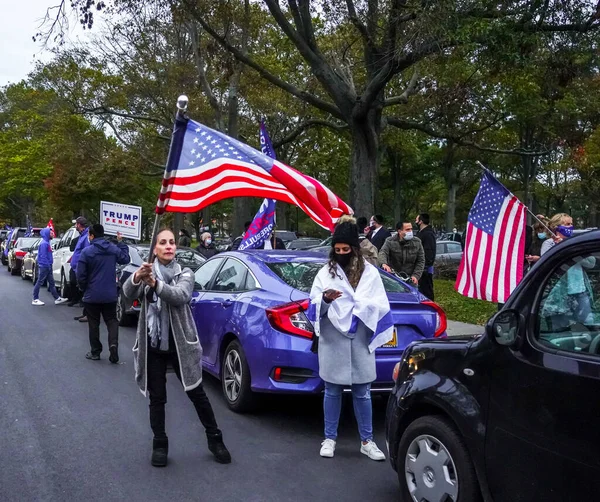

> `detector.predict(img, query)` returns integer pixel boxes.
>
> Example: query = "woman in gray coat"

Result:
[309,219,392,461]
[123,228,231,467]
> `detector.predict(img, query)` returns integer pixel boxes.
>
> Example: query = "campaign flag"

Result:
[259,120,276,159]
[156,117,352,231]
[47,218,55,236]
[24,217,33,237]
[455,170,526,303]
[239,198,277,250]
[3,227,13,257]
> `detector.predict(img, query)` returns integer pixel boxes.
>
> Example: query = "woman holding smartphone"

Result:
[309,216,394,461]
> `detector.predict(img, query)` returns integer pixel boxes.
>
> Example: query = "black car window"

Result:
[176,249,205,270]
[194,257,225,290]
[212,259,249,292]
[436,243,445,255]
[536,252,600,356]
[267,262,411,293]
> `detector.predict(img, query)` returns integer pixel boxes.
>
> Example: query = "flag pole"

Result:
[149,95,189,263]
[475,161,557,238]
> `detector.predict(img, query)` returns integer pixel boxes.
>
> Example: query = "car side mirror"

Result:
[487,309,521,347]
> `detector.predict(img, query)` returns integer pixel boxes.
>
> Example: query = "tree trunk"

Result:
[349,112,380,219]
[442,141,457,232]
[445,184,458,232]
[392,151,403,225]
[174,214,184,242]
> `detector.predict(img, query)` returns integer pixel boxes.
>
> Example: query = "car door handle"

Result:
[221,299,233,308]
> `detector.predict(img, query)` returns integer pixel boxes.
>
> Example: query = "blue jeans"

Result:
[324,382,373,442]
[33,266,59,301]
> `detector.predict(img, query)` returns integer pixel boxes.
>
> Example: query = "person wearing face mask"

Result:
[541,213,574,256]
[309,218,392,461]
[366,214,391,251]
[196,232,217,259]
[123,228,231,467]
[415,213,436,300]
[525,216,549,268]
[378,222,425,286]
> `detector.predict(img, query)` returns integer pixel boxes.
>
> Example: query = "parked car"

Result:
[21,238,42,281]
[51,225,80,297]
[434,240,463,278]
[386,229,600,502]
[274,230,297,247]
[2,227,26,266]
[7,237,39,276]
[189,250,447,412]
[286,237,322,250]
[116,245,206,326]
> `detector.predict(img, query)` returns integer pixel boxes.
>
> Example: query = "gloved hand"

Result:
[427,266,434,275]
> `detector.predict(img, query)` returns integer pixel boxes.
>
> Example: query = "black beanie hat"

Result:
[332,221,360,248]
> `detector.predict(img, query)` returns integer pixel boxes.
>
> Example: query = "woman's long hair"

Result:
[328,245,365,289]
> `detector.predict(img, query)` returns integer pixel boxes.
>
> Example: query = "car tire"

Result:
[60,270,70,298]
[10,260,19,276]
[398,415,481,502]
[221,340,256,413]
[32,265,37,285]
[21,264,27,280]
[116,290,134,327]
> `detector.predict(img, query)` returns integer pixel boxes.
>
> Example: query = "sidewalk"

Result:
[446,320,483,337]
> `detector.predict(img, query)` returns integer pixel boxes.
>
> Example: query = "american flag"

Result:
[455,170,526,303]
[156,118,353,230]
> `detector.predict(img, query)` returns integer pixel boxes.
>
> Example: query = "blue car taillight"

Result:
[266,299,314,339]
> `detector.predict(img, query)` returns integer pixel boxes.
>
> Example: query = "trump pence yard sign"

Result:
[100,201,142,240]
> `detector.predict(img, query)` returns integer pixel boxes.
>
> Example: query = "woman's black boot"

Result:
[151,437,168,467]
[207,432,231,464]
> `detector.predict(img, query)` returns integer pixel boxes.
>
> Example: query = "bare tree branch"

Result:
[383,69,420,107]
[345,0,376,52]
[272,119,349,148]
[81,106,170,129]
[101,119,166,170]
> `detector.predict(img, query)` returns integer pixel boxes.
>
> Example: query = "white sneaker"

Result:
[360,440,386,461]
[54,297,69,305]
[320,439,336,458]
[32,299,45,306]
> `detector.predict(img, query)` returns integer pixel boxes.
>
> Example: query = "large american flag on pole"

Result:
[455,170,526,303]
[156,118,353,231]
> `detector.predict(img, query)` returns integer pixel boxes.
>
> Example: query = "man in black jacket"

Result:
[366,214,392,251]
[415,213,437,300]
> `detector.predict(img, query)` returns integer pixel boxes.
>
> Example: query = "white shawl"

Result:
[308,262,394,353]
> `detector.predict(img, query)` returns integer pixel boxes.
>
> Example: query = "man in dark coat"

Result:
[415,213,437,300]
[178,229,192,247]
[77,224,130,363]
[366,214,392,251]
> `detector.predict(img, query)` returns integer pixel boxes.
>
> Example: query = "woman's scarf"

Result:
[147,260,181,351]
[307,261,394,353]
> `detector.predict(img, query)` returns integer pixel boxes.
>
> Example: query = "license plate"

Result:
[383,328,398,348]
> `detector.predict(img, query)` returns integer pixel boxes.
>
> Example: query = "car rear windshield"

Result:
[17,238,39,250]
[266,262,411,294]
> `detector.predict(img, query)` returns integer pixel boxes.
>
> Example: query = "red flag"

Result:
[455,171,526,303]
[47,218,56,236]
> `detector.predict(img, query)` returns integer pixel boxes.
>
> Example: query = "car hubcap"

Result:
[405,434,458,502]
[116,296,122,322]
[223,350,242,402]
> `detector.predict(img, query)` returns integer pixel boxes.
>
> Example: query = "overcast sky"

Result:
[0,0,93,87]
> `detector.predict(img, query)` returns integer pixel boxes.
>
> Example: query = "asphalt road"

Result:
[0,271,399,502]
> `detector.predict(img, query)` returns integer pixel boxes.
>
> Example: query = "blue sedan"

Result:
[190,251,447,412]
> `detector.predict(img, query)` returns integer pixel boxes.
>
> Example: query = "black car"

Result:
[116,245,206,326]
[386,229,600,502]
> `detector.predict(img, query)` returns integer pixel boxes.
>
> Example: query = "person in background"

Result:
[366,215,391,251]
[32,227,69,306]
[230,221,251,250]
[354,216,378,266]
[123,228,231,467]
[258,231,286,250]
[541,213,574,256]
[378,222,425,286]
[309,220,390,461]
[70,217,90,321]
[178,229,192,247]
[525,216,549,268]
[77,225,130,363]
[415,213,436,300]
[197,232,218,259]
[450,227,462,244]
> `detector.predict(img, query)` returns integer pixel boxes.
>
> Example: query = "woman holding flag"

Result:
[308,217,393,461]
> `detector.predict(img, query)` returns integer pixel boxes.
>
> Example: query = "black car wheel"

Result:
[32,265,37,285]
[9,259,19,276]
[60,270,70,298]
[116,290,134,327]
[221,340,255,413]
[21,263,28,280]
[398,416,481,502]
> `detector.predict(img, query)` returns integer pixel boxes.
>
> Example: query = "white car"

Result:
[52,226,79,297]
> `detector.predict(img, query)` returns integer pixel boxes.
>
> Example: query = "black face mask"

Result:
[335,253,352,268]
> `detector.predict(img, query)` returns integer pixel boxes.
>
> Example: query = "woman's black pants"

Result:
[147,349,220,439]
